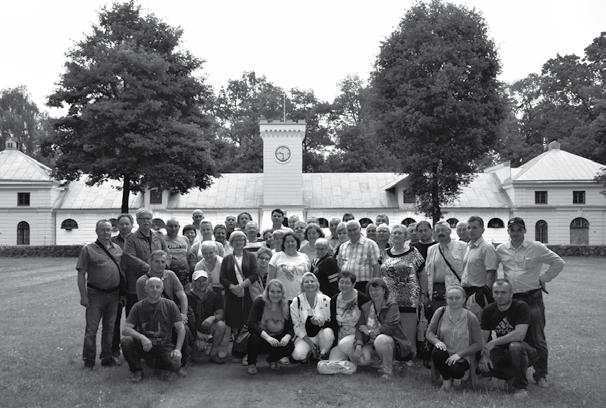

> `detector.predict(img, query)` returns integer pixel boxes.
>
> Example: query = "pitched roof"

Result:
[513,145,603,181]
[169,174,263,208]
[57,177,142,209]
[0,149,52,182]
[449,173,511,208]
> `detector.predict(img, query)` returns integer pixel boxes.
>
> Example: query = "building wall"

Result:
[514,208,605,245]
[0,209,55,245]
[513,184,604,207]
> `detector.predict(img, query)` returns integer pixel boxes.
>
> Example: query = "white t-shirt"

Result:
[269,251,311,300]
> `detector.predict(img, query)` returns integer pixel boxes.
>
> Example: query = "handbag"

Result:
[231,326,250,358]
[418,306,445,368]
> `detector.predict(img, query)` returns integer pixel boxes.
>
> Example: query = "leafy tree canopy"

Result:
[371,0,505,222]
[44,0,218,212]
[505,32,606,166]
[1,86,50,160]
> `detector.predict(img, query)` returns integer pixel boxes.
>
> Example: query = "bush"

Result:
[546,245,606,257]
[0,245,83,257]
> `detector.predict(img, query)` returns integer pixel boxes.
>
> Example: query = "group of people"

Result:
[77,208,564,398]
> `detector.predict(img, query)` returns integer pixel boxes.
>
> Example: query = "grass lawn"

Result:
[0,256,604,408]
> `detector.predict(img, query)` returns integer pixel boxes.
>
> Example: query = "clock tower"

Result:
[260,119,305,211]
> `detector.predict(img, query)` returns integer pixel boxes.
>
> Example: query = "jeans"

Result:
[247,332,294,365]
[489,341,538,390]
[121,336,180,373]
[83,288,119,363]
[514,289,547,379]
[112,298,124,355]
[431,348,470,380]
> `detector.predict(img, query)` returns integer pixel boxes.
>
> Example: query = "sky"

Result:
[1,0,604,116]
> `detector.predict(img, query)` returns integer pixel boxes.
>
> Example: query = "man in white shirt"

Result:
[496,217,564,388]
[426,221,467,312]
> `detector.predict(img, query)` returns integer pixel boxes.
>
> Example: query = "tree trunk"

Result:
[121,174,130,214]
[431,180,441,225]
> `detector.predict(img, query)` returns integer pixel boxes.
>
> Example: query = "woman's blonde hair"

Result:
[263,279,289,319]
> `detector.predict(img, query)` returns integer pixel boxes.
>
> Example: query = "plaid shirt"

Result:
[337,236,380,282]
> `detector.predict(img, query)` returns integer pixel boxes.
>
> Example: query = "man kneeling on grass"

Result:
[121,277,186,382]
[187,270,230,364]
[479,279,538,398]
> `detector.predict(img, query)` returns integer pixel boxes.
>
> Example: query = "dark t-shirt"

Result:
[413,241,437,261]
[481,299,530,338]
[127,298,182,346]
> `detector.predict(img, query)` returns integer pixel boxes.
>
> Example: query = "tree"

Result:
[503,33,606,165]
[213,72,332,172]
[0,86,48,157]
[370,0,505,223]
[44,1,218,213]
[321,75,398,172]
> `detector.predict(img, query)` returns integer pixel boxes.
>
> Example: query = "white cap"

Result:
[192,270,208,281]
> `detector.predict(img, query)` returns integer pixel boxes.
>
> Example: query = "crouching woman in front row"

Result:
[291,272,335,361]
[246,279,294,374]
[343,278,412,379]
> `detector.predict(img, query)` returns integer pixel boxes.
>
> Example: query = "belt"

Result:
[514,288,542,297]
[87,283,120,293]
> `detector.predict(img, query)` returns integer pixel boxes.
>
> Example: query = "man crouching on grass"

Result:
[121,277,186,382]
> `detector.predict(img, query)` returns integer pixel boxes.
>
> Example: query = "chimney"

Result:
[548,141,560,150]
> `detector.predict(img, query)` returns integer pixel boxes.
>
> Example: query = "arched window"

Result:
[17,221,30,245]
[401,217,416,226]
[317,217,329,228]
[152,218,166,231]
[446,218,459,229]
[570,217,589,245]
[60,219,79,231]
[487,218,505,228]
[535,220,548,244]
[359,218,373,228]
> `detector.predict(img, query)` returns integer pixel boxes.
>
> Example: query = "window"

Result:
[487,218,505,228]
[60,219,79,231]
[535,220,548,244]
[573,191,585,204]
[570,217,589,245]
[150,189,163,204]
[402,189,415,204]
[17,221,30,245]
[534,191,547,204]
[401,217,416,227]
[17,192,30,206]
[446,218,459,229]
[359,218,373,228]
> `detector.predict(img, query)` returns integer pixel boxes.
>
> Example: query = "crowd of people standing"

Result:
[76,208,564,398]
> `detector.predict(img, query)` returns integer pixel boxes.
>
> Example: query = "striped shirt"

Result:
[336,236,380,282]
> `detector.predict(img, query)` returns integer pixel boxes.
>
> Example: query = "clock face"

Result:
[275,145,291,163]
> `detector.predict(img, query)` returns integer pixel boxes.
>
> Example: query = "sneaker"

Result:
[279,357,291,365]
[83,361,95,369]
[513,389,528,399]
[536,377,548,388]
[269,362,279,370]
[130,371,143,383]
[247,364,258,375]
[101,358,117,367]
[210,355,226,365]
[241,356,248,366]
[177,367,188,378]
[380,372,393,381]
[440,380,453,392]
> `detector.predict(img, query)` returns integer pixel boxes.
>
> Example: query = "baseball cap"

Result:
[507,217,526,229]
[192,270,208,281]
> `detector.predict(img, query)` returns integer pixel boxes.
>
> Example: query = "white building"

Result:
[0,122,604,246]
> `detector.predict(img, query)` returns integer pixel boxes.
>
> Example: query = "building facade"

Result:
[0,123,604,246]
